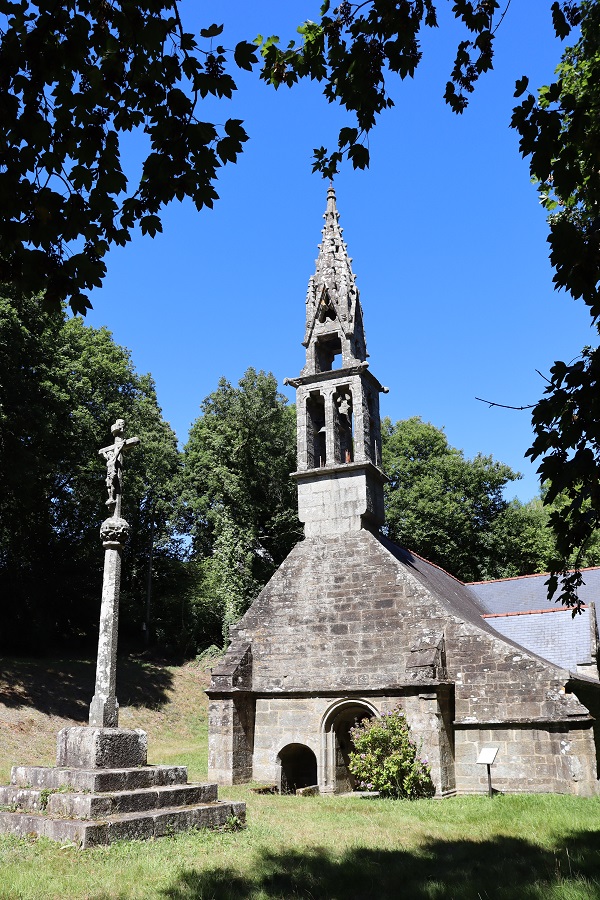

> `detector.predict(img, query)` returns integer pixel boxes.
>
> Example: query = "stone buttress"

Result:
[207,187,600,797]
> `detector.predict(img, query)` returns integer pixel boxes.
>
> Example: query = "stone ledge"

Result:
[455,717,593,728]
[47,783,219,819]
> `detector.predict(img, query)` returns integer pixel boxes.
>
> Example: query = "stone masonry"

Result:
[207,186,600,797]
[0,419,244,846]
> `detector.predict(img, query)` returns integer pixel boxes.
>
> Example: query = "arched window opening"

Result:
[334,387,353,464]
[306,392,326,468]
[367,391,379,466]
[317,288,337,324]
[278,744,318,794]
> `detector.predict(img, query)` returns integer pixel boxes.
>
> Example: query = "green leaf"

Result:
[234,41,258,71]
[338,126,358,148]
[348,143,370,170]
[200,24,224,39]
[224,119,248,143]
[216,137,240,164]
[514,75,529,98]
[140,214,163,237]
[551,2,571,39]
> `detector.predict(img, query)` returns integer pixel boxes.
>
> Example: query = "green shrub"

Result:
[349,708,435,799]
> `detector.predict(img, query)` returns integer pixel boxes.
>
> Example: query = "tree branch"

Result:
[475,397,535,410]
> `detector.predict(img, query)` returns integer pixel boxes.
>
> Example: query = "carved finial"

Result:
[326,181,337,211]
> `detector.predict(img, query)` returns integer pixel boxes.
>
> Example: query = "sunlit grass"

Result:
[2,658,600,899]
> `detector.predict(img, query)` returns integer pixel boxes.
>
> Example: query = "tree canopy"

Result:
[381,416,600,582]
[0,0,256,313]
[0,290,182,650]
[181,368,301,640]
[0,0,578,313]
[383,416,519,581]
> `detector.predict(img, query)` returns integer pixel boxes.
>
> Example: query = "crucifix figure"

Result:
[89,419,140,728]
[98,418,140,516]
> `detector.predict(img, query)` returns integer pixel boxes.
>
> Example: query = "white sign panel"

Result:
[477,747,499,765]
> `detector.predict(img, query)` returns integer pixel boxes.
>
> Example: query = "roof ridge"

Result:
[467,565,600,586]
[482,605,589,618]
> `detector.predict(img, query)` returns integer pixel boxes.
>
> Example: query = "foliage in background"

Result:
[382,416,600,582]
[0,0,255,313]
[181,368,301,643]
[3,285,595,656]
[383,416,521,582]
[510,2,600,608]
[0,297,300,655]
[0,290,183,651]
[349,708,435,799]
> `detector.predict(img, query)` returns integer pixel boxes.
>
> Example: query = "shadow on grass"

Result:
[162,832,600,899]
[0,657,173,719]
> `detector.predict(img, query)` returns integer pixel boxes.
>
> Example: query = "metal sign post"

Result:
[476,747,499,798]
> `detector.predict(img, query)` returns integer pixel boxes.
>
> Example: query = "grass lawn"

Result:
[2,657,600,899]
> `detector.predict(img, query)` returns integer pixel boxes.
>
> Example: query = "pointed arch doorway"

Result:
[321,700,378,793]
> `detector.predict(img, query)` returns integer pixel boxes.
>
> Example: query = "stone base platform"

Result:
[0,764,245,849]
[0,728,245,848]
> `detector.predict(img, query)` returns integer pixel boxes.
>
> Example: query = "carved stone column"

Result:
[89,516,130,728]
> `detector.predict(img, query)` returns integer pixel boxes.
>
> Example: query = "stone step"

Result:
[0,786,46,813]
[0,782,218,818]
[47,783,218,819]
[0,799,246,849]
[10,764,188,793]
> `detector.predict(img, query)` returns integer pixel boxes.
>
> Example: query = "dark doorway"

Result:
[331,705,374,793]
[278,743,318,794]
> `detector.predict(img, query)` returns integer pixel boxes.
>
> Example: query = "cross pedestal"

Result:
[0,416,246,846]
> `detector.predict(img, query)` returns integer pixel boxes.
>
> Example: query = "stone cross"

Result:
[89,419,140,728]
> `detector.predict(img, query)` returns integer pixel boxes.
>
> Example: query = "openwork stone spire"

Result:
[302,183,367,376]
[286,186,387,537]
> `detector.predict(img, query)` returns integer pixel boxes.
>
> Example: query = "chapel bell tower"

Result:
[285,185,388,536]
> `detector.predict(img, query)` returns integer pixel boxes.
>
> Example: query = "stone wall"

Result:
[250,691,453,795]
[455,722,599,796]
[207,694,254,786]
[209,530,600,796]
[295,465,385,536]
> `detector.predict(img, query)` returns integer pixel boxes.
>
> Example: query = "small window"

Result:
[316,334,342,372]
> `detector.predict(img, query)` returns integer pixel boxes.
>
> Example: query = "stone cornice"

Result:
[284,364,388,394]
[290,459,388,483]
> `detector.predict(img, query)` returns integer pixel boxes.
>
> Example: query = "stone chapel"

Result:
[207,186,600,797]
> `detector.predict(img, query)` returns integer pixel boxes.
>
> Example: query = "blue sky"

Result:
[84,1,596,503]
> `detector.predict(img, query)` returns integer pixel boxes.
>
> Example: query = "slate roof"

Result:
[482,608,594,670]
[468,567,600,614]
[467,567,600,673]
